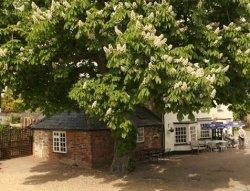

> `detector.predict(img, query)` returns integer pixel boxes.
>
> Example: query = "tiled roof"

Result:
[33,107,162,131]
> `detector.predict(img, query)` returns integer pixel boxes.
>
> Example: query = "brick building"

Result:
[32,107,163,168]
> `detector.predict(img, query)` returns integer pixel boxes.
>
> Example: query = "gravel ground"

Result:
[1,130,250,191]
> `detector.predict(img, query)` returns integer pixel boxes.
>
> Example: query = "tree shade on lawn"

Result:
[0,0,249,171]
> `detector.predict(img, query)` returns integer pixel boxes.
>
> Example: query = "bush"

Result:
[127,158,136,173]
[9,115,21,124]
[0,124,7,132]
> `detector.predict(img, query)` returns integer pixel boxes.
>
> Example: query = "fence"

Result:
[0,127,33,160]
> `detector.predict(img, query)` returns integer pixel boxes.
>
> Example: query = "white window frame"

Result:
[200,123,211,139]
[175,125,188,144]
[137,127,145,143]
[189,126,197,142]
[53,131,67,153]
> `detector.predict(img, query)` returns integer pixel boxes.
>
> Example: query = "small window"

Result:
[53,131,67,153]
[190,126,197,142]
[175,126,187,144]
[200,124,210,138]
[137,127,145,143]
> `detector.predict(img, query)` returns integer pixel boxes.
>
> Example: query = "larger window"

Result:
[137,127,145,143]
[200,124,210,138]
[175,126,187,144]
[53,131,67,153]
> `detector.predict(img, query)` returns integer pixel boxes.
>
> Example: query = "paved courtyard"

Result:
[1,130,250,191]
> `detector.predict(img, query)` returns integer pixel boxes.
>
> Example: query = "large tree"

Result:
[0,0,249,171]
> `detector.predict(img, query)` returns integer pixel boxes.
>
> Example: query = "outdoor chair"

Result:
[207,142,219,152]
[190,141,206,154]
[218,141,228,152]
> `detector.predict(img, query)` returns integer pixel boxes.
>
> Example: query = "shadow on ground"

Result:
[22,147,250,191]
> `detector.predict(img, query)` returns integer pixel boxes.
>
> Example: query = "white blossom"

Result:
[31,2,38,10]
[16,5,25,11]
[194,63,199,68]
[103,44,113,55]
[78,20,84,27]
[168,5,173,12]
[148,62,154,70]
[180,27,187,32]
[92,62,98,67]
[210,89,216,98]
[120,66,126,72]
[124,2,130,8]
[135,59,139,65]
[114,26,122,35]
[148,12,154,20]
[130,10,136,19]
[186,66,194,74]
[168,44,173,50]
[240,17,246,22]
[116,44,126,52]
[182,58,189,66]
[206,74,216,83]
[180,82,188,91]
[0,48,7,57]
[206,24,213,30]
[222,65,229,73]
[218,53,223,59]
[203,59,209,64]
[195,68,204,77]
[106,108,112,115]
[174,81,182,89]
[91,101,97,108]
[45,10,52,20]
[235,26,241,31]
[177,19,185,25]
[132,2,137,9]
[162,55,173,63]
[223,25,229,30]
[103,47,110,55]
[63,0,71,8]
[154,34,167,47]
[237,49,242,55]
[245,49,250,54]
[214,27,220,34]
[79,73,84,77]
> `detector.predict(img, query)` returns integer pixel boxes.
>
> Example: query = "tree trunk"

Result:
[110,138,131,173]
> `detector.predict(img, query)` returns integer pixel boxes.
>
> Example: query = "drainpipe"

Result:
[0,84,3,113]
[162,113,165,153]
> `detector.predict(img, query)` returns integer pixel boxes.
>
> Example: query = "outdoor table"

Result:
[205,140,228,151]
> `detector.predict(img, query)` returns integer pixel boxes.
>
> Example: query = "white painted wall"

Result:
[164,104,233,152]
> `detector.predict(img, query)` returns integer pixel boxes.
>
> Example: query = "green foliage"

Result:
[9,114,21,124]
[2,88,25,113]
[115,126,137,157]
[0,0,249,157]
[0,124,7,132]
[127,158,136,173]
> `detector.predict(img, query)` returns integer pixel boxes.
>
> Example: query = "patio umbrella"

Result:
[209,122,225,129]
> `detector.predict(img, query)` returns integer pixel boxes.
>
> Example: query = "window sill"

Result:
[137,141,145,144]
[53,151,67,154]
[174,143,189,146]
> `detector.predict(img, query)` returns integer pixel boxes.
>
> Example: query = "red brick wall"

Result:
[90,131,114,167]
[136,126,163,150]
[33,126,163,168]
[33,130,93,167]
